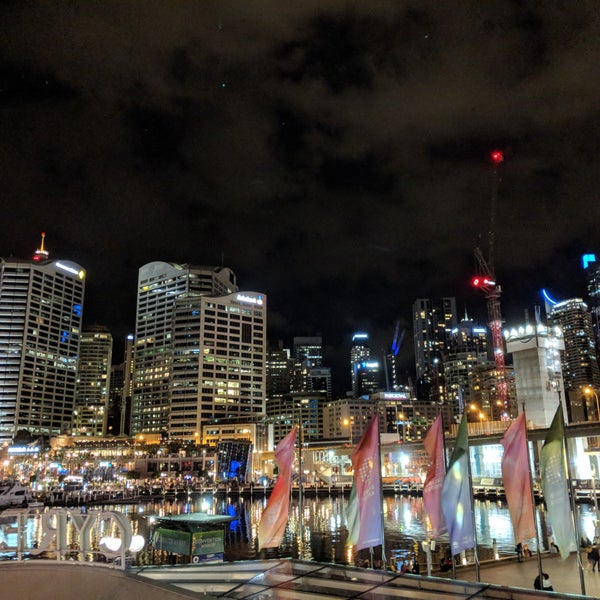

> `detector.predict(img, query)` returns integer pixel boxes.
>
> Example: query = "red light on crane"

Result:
[490,150,504,165]
[472,276,481,287]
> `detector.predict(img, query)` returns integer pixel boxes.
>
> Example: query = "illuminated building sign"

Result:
[56,261,86,279]
[8,446,40,454]
[236,294,263,306]
[0,508,144,568]
[583,254,597,269]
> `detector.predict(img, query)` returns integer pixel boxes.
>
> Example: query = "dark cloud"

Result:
[1,2,600,393]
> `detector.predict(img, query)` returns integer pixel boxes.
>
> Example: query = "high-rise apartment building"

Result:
[73,327,113,436]
[443,316,489,419]
[169,290,267,440]
[412,297,457,401]
[549,298,600,422]
[0,240,85,442]
[132,262,237,435]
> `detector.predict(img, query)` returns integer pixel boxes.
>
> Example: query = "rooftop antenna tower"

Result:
[471,150,507,417]
[32,232,49,262]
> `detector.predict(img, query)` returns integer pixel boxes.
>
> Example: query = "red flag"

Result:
[350,415,383,550]
[258,426,297,550]
[501,413,536,544]
[423,415,446,538]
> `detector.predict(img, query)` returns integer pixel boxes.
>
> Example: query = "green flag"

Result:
[539,405,575,559]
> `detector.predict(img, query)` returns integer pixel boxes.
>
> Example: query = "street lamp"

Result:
[583,386,600,421]
[342,418,353,445]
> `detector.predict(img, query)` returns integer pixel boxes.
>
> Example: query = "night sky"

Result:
[2,3,600,393]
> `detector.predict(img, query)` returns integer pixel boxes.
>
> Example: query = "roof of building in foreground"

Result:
[131,558,586,600]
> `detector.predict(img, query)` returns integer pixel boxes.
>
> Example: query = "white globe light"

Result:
[129,535,145,552]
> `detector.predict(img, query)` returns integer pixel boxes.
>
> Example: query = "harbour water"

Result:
[100,493,599,568]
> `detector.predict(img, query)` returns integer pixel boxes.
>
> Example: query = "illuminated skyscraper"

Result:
[350,332,370,396]
[0,238,85,442]
[549,298,600,422]
[412,297,457,402]
[73,327,113,436]
[169,290,267,440]
[132,262,237,435]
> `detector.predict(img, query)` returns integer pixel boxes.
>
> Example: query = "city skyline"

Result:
[2,3,600,387]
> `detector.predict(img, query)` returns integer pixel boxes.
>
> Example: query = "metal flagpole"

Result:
[522,404,544,592]
[464,418,480,582]
[438,403,456,580]
[557,396,586,596]
[377,415,386,568]
[298,421,304,560]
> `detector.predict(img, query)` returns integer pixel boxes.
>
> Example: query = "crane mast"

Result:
[472,151,507,418]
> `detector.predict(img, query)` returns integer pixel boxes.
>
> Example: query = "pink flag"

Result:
[258,426,297,550]
[501,413,536,544]
[423,415,446,538]
[350,415,383,550]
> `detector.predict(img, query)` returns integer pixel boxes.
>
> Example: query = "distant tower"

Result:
[266,340,293,400]
[549,298,600,422]
[0,235,86,442]
[350,332,370,396]
[583,254,600,368]
[73,327,113,436]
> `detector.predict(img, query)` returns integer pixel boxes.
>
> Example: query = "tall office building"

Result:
[266,340,293,400]
[0,238,85,442]
[107,334,134,436]
[350,332,370,396]
[291,336,323,393]
[549,298,600,422]
[73,327,113,436]
[169,290,267,440]
[132,262,237,435]
[412,297,457,401]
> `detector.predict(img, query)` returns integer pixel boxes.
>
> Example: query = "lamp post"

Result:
[584,386,600,420]
[342,418,353,445]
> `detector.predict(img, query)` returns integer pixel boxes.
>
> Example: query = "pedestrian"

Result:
[515,542,523,562]
[522,544,532,558]
[589,546,600,572]
[534,573,553,591]
[411,560,420,574]
[400,560,408,573]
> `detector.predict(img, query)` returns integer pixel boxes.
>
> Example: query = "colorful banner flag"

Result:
[441,411,474,555]
[423,414,446,538]
[501,413,536,544]
[540,406,575,560]
[258,425,297,550]
[348,415,383,550]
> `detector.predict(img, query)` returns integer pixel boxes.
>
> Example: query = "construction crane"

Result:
[471,150,508,419]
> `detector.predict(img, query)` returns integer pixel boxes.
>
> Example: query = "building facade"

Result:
[550,298,600,422]
[132,262,237,435]
[169,290,267,440]
[0,251,85,443]
[73,327,113,436]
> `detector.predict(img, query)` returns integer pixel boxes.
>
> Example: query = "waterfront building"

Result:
[73,327,113,436]
[131,262,237,436]
[504,323,565,428]
[550,298,600,422]
[169,290,267,441]
[107,334,134,437]
[0,237,85,443]
[266,391,326,443]
[412,297,457,402]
